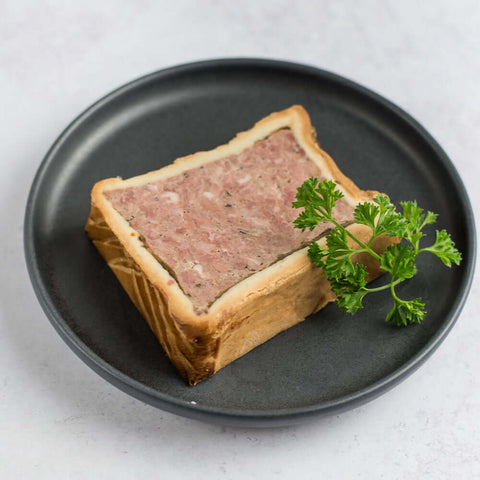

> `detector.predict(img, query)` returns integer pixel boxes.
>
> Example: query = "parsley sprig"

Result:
[293,178,461,326]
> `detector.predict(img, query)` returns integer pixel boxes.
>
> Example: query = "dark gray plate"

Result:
[24,59,476,427]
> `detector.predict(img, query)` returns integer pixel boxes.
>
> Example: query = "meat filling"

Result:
[106,129,354,312]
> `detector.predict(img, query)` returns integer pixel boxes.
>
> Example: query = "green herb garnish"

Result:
[293,178,462,326]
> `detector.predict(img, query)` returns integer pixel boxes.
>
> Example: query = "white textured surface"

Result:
[1,0,479,478]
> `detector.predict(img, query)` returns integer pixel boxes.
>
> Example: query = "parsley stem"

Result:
[389,279,404,304]
[329,217,382,261]
[364,278,402,293]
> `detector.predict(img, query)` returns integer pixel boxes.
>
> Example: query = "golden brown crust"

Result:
[85,105,397,385]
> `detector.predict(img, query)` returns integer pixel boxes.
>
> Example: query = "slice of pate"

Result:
[86,106,395,385]
[105,129,354,313]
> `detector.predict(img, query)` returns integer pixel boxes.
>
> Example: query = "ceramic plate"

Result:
[24,59,476,426]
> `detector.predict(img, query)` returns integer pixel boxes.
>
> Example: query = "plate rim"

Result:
[24,58,477,427]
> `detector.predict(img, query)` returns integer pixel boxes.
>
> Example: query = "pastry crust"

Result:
[85,105,395,385]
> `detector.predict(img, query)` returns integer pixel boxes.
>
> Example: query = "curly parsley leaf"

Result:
[386,297,426,327]
[330,264,368,314]
[294,209,323,232]
[323,228,358,276]
[307,241,328,268]
[400,200,438,250]
[293,178,343,231]
[293,178,462,326]
[421,229,462,267]
[338,289,369,314]
[380,243,417,280]
[354,195,406,239]
[353,201,379,231]
[372,195,406,237]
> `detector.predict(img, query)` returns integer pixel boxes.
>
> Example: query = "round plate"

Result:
[25,59,476,427]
